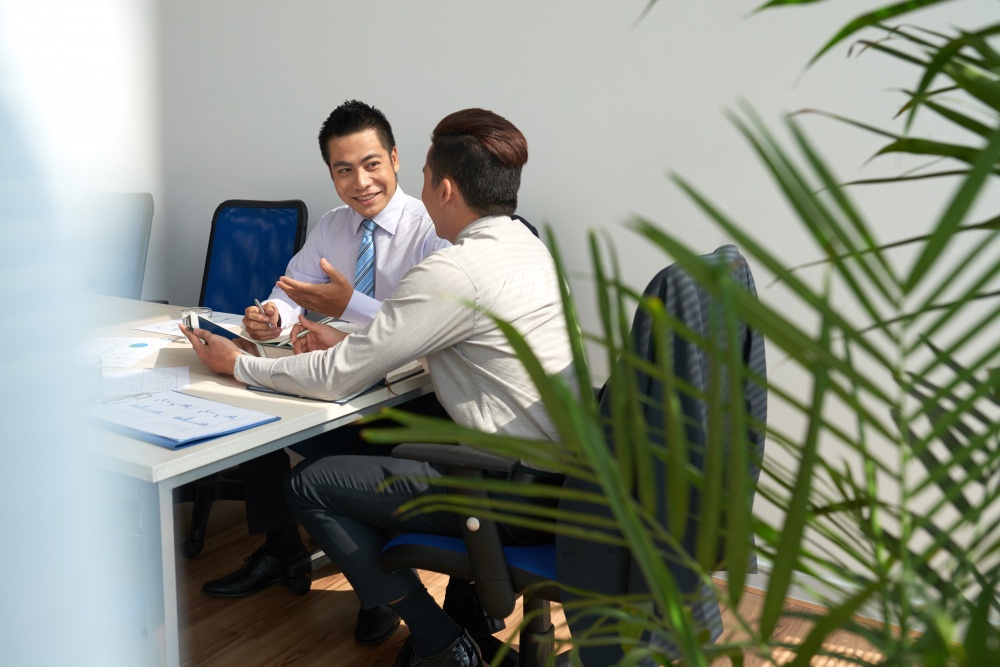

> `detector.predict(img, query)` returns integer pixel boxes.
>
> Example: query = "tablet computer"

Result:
[185,315,242,341]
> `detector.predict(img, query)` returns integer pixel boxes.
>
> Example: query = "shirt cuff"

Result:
[234,354,266,387]
[340,291,379,326]
[268,298,300,329]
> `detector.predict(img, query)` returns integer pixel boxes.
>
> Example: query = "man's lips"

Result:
[355,192,379,203]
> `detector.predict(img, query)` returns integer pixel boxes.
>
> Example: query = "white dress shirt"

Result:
[265,186,448,327]
[237,215,575,444]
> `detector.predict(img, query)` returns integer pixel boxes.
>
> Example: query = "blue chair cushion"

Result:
[381,533,558,583]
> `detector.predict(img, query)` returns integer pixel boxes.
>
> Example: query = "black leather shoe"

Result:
[355,604,401,645]
[202,545,311,597]
[394,630,482,667]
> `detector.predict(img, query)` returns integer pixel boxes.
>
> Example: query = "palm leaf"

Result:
[757,0,961,63]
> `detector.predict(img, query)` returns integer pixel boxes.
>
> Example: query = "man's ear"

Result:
[390,145,399,173]
[439,176,455,205]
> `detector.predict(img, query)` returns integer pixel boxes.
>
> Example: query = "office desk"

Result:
[87,296,432,666]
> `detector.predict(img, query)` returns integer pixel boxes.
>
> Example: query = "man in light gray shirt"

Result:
[182,108,573,667]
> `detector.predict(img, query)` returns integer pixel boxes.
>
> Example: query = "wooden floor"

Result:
[177,500,883,666]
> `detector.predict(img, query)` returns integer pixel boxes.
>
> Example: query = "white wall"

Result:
[152,0,893,313]
[152,0,996,353]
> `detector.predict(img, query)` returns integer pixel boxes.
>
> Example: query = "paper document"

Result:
[82,337,173,368]
[87,390,279,449]
[102,367,190,398]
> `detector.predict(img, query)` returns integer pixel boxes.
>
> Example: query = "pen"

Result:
[254,298,274,329]
[293,316,337,340]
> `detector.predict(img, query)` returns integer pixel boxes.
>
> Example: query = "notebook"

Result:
[88,390,280,449]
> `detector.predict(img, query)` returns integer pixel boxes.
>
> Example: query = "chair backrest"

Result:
[556,244,766,663]
[199,199,307,314]
[511,214,539,238]
[79,191,154,300]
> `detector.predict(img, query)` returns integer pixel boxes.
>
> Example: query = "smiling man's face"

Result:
[326,128,399,218]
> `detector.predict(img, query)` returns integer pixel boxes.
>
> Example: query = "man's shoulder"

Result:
[397,246,471,293]
[394,191,449,251]
[313,204,354,227]
[396,191,432,224]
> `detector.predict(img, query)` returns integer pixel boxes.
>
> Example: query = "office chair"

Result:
[199,199,308,313]
[79,191,155,300]
[379,245,766,666]
[177,199,308,558]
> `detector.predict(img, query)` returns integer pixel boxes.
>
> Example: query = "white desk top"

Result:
[87,296,432,486]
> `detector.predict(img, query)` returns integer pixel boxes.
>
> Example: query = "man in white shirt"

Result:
[181,108,573,667]
[244,101,447,335]
[201,101,448,624]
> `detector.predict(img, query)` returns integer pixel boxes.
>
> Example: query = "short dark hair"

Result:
[427,108,528,217]
[318,100,396,166]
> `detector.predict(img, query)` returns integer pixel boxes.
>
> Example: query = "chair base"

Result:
[519,596,554,667]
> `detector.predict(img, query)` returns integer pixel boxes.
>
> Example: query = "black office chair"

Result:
[379,245,766,665]
[176,199,308,558]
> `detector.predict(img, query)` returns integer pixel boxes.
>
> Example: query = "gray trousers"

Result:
[285,453,552,609]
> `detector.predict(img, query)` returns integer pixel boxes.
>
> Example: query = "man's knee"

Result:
[284,455,325,512]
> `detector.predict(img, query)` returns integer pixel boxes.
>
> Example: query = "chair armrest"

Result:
[391,443,517,475]
[390,442,518,618]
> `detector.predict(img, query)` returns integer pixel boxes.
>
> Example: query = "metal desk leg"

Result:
[138,480,180,666]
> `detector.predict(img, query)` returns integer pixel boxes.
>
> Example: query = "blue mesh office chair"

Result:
[178,199,307,558]
[199,199,308,313]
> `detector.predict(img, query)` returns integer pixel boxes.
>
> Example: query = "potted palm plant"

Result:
[370,1,1000,664]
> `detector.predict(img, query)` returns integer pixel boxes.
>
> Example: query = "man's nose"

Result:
[355,169,372,189]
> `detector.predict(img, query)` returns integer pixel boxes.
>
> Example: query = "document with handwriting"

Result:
[88,391,279,449]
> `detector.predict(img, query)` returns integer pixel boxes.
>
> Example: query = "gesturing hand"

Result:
[243,301,282,341]
[277,258,355,318]
[290,315,349,355]
[177,324,242,376]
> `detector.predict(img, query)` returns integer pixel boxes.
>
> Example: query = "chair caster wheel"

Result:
[181,539,203,559]
[285,575,310,596]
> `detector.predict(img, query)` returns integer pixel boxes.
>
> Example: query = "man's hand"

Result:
[277,258,354,318]
[178,324,242,376]
[243,301,282,341]
[290,314,349,354]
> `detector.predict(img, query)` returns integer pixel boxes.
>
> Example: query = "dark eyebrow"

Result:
[332,153,382,169]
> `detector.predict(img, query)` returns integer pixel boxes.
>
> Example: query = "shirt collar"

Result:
[352,185,406,235]
[454,215,511,243]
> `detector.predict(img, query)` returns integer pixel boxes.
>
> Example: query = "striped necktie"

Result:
[353,218,376,297]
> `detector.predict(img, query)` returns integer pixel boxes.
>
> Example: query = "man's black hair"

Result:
[318,100,396,165]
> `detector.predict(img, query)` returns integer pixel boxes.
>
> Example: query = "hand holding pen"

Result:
[290,314,348,354]
[242,299,282,341]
